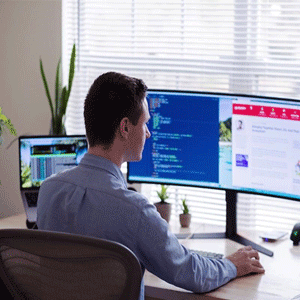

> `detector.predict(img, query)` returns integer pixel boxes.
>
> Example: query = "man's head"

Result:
[84,72,148,147]
[84,72,151,162]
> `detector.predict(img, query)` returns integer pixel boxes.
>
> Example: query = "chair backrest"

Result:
[0,229,142,300]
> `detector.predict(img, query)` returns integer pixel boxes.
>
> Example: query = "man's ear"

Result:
[119,117,130,138]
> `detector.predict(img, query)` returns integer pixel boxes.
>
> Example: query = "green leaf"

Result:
[40,58,55,121]
[59,87,68,117]
[0,114,8,122]
[5,119,17,136]
[67,43,76,99]
[55,58,62,117]
[0,109,17,137]
[157,185,169,203]
[182,199,189,214]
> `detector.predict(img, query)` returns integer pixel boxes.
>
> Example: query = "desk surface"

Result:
[1,214,299,300]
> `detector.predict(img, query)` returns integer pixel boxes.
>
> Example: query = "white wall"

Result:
[0,0,61,218]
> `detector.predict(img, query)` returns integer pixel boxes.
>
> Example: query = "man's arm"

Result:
[135,203,237,293]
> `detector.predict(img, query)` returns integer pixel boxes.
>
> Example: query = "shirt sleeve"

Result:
[135,202,237,294]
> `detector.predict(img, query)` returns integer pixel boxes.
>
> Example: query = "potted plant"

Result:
[40,43,76,135]
[180,198,191,228]
[154,185,172,223]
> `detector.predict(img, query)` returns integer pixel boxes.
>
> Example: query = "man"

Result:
[37,72,264,299]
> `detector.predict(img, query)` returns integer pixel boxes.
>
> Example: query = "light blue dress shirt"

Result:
[37,153,237,299]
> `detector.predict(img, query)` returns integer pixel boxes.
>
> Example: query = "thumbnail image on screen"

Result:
[128,90,300,201]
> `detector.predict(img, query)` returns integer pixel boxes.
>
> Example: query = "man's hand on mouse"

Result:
[226,246,265,277]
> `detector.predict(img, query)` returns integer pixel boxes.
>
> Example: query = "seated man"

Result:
[37,72,264,300]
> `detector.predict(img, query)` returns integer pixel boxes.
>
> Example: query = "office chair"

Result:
[0,229,142,300]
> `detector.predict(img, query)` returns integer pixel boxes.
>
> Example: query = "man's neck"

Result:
[88,145,124,168]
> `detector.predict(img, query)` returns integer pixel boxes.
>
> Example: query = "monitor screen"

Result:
[19,135,87,189]
[128,90,300,201]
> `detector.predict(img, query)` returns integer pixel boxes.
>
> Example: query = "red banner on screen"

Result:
[232,104,300,121]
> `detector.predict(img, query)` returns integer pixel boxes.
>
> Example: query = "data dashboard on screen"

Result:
[127,90,300,201]
[19,135,87,189]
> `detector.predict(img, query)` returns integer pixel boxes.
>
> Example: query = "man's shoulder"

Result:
[40,167,151,208]
[122,188,149,207]
[40,164,111,189]
[40,167,77,187]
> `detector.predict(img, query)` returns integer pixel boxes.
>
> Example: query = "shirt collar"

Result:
[80,153,127,188]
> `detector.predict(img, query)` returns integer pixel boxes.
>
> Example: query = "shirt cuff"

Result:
[223,258,238,279]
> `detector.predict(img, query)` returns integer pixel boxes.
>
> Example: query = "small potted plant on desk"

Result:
[180,198,191,228]
[154,185,172,223]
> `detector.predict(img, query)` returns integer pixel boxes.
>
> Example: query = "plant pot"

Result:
[154,202,172,223]
[180,213,191,228]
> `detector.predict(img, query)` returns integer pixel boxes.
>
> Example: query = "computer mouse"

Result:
[290,222,300,246]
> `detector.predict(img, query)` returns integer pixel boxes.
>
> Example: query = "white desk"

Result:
[1,214,299,300]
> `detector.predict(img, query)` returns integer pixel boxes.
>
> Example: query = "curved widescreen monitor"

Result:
[128,89,300,202]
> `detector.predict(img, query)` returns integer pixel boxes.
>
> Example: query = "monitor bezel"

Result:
[127,89,300,203]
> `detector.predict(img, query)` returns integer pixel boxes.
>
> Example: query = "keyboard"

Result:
[189,249,224,259]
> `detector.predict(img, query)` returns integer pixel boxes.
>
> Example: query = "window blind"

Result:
[62,0,300,232]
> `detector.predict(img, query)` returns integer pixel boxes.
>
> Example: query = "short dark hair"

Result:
[84,72,148,147]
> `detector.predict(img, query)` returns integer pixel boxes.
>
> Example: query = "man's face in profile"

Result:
[126,98,151,162]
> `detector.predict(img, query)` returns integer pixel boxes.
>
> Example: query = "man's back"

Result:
[37,153,148,253]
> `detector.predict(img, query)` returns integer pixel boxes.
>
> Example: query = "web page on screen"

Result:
[232,100,300,196]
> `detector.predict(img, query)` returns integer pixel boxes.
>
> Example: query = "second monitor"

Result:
[128,89,300,202]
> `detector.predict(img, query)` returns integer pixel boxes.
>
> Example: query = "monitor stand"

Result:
[189,190,273,257]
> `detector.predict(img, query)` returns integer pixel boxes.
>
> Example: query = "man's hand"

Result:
[226,246,265,277]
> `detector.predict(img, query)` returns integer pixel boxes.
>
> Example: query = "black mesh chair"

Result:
[0,229,142,300]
